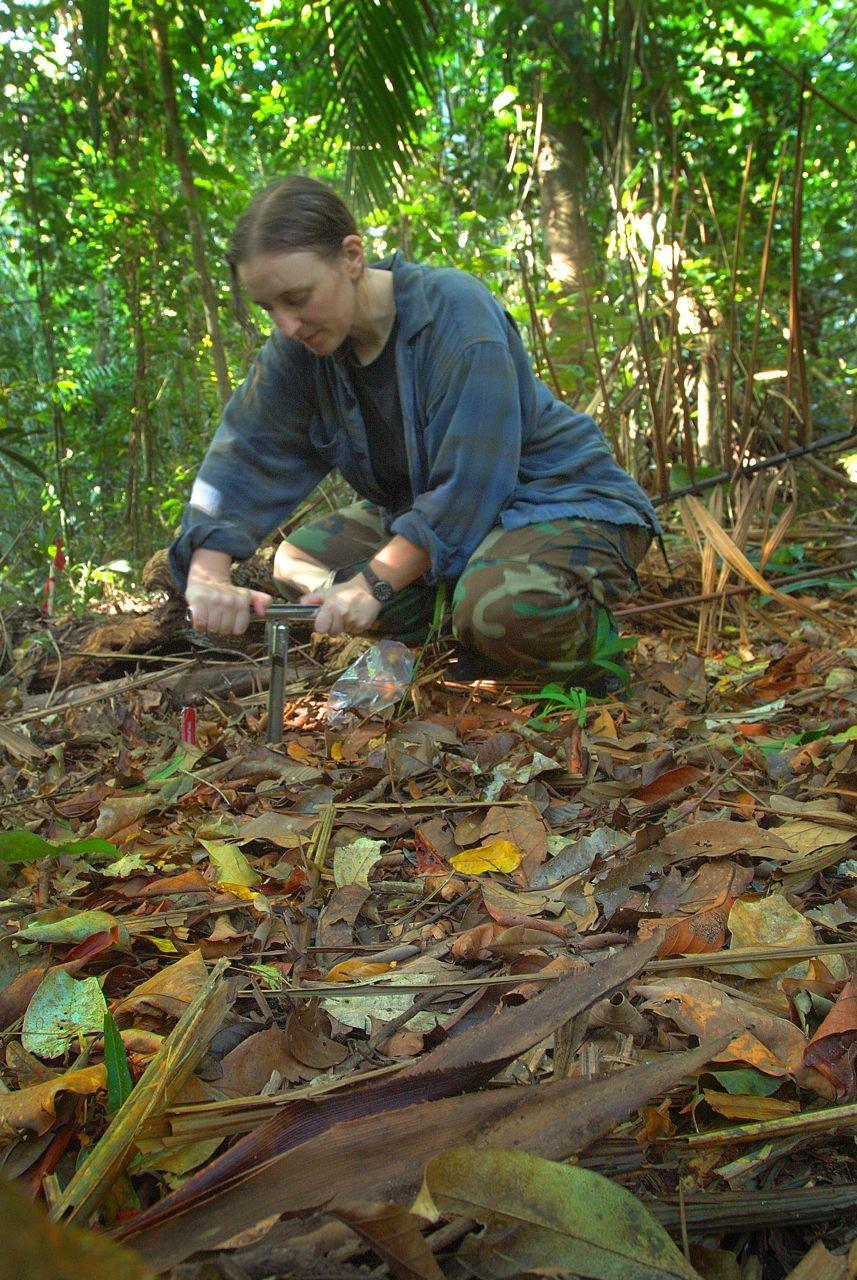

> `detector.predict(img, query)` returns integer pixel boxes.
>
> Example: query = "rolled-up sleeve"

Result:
[168,335,330,592]
[391,340,522,579]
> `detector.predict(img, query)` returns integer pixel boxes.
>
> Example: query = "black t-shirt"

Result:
[344,319,412,517]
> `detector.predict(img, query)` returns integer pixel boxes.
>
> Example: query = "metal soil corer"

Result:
[264,603,317,745]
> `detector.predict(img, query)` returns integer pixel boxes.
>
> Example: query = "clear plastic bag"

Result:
[326,639,414,723]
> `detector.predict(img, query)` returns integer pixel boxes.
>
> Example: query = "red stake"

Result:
[181,706,197,745]
[43,535,66,616]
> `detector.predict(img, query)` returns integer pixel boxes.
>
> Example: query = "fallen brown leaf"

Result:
[804,977,857,1100]
[116,1039,723,1270]
[0,1064,106,1144]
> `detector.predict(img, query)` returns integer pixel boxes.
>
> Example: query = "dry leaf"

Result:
[658,820,792,862]
[708,895,817,978]
[639,905,731,957]
[633,765,705,803]
[0,1064,106,1144]
[450,839,522,875]
[478,802,547,882]
[113,951,209,1024]
[335,1202,443,1280]
[91,795,160,840]
[683,495,842,632]
[804,977,857,1100]
[218,1027,307,1094]
[638,977,807,1077]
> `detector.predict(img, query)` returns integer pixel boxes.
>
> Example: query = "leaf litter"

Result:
[0,533,855,1279]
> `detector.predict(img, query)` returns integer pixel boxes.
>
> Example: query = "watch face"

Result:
[373,580,395,602]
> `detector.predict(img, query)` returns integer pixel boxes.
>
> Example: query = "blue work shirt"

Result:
[168,251,660,590]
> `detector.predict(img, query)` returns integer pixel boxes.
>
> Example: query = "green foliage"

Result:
[587,608,639,687]
[0,829,59,864]
[526,683,589,731]
[524,609,639,726]
[103,1009,134,1115]
[0,0,853,590]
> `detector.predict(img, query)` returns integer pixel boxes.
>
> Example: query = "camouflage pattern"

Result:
[276,499,652,673]
[275,501,437,644]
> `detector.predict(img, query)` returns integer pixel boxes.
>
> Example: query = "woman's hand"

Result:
[186,549,270,634]
[301,576,382,636]
[186,581,271,634]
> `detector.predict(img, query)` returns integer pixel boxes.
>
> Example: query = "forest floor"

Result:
[0,503,856,1280]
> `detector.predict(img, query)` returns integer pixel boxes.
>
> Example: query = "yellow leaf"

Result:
[330,741,344,762]
[138,934,178,954]
[218,882,258,902]
[323,959,395,982]
[450,839,522,875]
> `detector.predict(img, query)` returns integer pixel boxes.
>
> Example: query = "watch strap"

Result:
[361,563,396,601]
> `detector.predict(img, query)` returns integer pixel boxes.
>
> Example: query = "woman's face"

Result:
[239,238,363,355]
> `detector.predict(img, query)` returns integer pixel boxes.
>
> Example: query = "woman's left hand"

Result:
[300,577,383,636]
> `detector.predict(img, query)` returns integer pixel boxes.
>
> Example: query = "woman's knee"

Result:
[451,571,594,668]
[273,540,333,593]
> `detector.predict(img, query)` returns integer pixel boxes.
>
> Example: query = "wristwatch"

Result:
[361,563,396,602]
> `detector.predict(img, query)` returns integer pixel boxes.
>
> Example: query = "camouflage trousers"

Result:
[275,499,652,676]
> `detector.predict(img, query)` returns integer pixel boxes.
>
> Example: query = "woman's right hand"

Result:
[185,548,271,634]
[186,581,271,634]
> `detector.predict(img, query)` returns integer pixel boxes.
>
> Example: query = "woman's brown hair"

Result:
[227,175,358,337]
[227,175,357,266]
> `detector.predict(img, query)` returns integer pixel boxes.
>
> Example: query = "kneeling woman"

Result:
[170,176,659,676]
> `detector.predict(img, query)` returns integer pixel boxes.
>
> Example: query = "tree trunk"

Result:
[537,117,592,292]
[125,255,154,559]
[150,10,232,406]
[697,332,719,466]
[24,153,73,547]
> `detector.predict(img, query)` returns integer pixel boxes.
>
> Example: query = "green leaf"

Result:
[247,963,287,990]
[0,832,122,866]
[145,746,203,784]
[0,1176,153,1279]
[0,830,57,864]
[412,1147,700,1279]
[103,1009,133,1114]
[593,657,632,687]
[22,970,108,1059]
[54,838,122,863]
[668,462,723,492]
[20,907,130,950]
[708,1067,782,1097]
[200,839,261,888]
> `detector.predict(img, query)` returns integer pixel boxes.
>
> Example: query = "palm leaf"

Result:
[306,0,438,202]
[79,0,110,149]
[0,441,47,481]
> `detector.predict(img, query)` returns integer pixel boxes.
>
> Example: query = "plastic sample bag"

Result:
[326,640,414,723]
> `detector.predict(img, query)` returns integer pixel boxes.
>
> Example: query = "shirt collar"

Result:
[369,250,432,344]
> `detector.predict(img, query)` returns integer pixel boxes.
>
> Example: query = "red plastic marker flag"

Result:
[181,706,197,746]
[43,535,66,616]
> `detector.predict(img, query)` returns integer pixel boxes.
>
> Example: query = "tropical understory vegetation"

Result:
[0,0,854,604]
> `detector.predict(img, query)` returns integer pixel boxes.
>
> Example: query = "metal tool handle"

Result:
[265,604,318,745]
[263,603,319,622]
